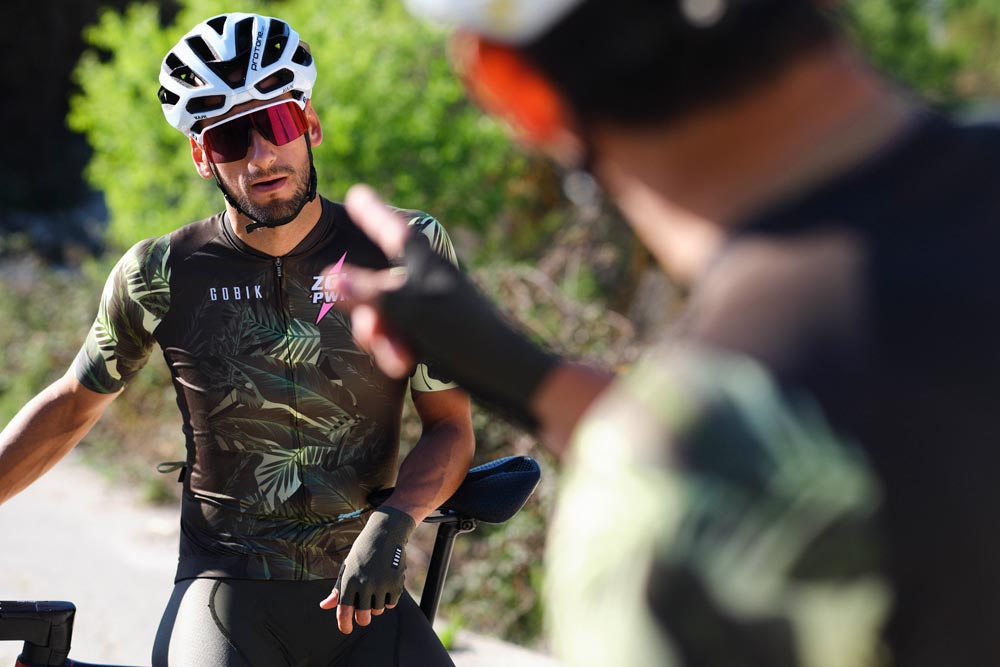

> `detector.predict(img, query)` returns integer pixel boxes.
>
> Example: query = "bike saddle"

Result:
[370,455,541,524]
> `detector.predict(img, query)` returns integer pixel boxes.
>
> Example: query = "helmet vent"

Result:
[262,37,288,68]
[165,53,184,72]
[169,65,205,88]
[234,18,254,58]
[261,20,289,68]
[185,35,218,65]
[292,45,313,67]
[207,59,249,89]
[206,15,227,36]
[157,86,180,106]
[186,94,227,115]
[255,68,295,94]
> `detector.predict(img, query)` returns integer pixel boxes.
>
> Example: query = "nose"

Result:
[246,128,278,168]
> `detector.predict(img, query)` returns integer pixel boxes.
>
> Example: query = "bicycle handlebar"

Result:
[0,601,74,666]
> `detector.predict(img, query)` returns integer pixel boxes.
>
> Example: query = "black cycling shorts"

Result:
[152,578,454,667]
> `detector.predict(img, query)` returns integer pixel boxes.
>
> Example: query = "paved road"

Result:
[0,453,557,666]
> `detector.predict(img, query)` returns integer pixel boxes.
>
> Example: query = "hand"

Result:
[330,184,560,429]
[332,184,418,379]
[319,506,416,634]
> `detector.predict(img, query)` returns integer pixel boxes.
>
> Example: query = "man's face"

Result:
[191,95,321,226]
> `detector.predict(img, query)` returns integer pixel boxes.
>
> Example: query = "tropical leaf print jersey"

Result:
[73,199,457,581]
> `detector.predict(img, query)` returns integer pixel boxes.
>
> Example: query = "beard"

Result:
[230,165,312,228]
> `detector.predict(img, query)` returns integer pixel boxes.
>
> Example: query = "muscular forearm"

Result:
[0,372,116,504]
[386,402,474,523]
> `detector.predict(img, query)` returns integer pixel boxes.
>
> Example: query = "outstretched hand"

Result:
[328,184,417,379]
[330,183,605,456]
[330,183,561,431]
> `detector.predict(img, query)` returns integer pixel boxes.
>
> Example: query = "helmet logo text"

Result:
[250,29,265,72]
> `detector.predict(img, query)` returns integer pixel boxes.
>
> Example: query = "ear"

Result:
[305,101,323,148]
[453,33,580,157]
[190,137,215,179]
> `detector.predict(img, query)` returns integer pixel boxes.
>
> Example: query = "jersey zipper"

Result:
[274,256,302,448]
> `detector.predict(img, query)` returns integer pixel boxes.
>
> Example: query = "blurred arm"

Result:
[531,361,616,458]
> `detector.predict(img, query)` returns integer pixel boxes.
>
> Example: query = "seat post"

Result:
[419,516,478,624]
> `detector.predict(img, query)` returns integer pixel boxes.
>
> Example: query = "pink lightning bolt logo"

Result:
[315,252,347,324]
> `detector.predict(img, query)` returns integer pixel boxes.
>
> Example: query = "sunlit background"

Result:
[2,0,999,651]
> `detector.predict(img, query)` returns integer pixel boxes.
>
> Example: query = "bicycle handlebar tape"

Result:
[336,507,417,610]
[381,234,560,430]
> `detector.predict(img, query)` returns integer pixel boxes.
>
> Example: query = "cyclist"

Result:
[0,12,472,666]
[326,0,1000,664]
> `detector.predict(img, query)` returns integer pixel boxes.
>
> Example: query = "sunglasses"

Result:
[194,99,309,164]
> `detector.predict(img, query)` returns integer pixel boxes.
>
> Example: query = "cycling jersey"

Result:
[547,113,1000,666]
[73,198,458,582]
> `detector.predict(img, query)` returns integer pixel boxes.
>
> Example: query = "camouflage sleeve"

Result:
[547,345,890,667]
[72,236,172,394]
[399,211,460,393]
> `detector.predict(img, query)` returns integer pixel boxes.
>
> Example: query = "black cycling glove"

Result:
[336,506,415,610]
[381,234,560,430]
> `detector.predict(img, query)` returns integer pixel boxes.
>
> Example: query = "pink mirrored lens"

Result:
[260,102,308,147]
[203,101,308,164]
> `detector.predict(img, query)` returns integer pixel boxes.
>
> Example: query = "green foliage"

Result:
[0,260,97,423]
[841,0,966,104]
[944,0,1000,99]
[68,0,532,250]
[435,615,464,651]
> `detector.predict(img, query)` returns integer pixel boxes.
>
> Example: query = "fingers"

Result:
[318,587,339,610]
[344,184,411,258]
[352,304,416,379]
[321,588,394,634]
[323,259,414,381]
[328,265,408,306]
[321,588,356,634]
[337,603,355,634]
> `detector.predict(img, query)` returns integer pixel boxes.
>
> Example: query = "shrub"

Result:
[68,0,535,251]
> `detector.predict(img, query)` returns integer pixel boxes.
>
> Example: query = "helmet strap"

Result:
[210,134,318,234]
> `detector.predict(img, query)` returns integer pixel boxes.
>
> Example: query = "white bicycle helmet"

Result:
[402,0,586,44]
[158,13,317,136]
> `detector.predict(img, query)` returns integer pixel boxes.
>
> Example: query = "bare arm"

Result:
[322,385,475,631]
[0,371,119,505]
[385,386,475,523]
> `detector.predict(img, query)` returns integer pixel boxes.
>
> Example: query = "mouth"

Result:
[250,175,289,194]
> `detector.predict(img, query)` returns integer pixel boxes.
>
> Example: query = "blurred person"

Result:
[0,12,472,666]
[326,0,1000,664]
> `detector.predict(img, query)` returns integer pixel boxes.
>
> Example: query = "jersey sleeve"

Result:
[547,345,890,667]
[400,211,460,393]
[73,236,172,394]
